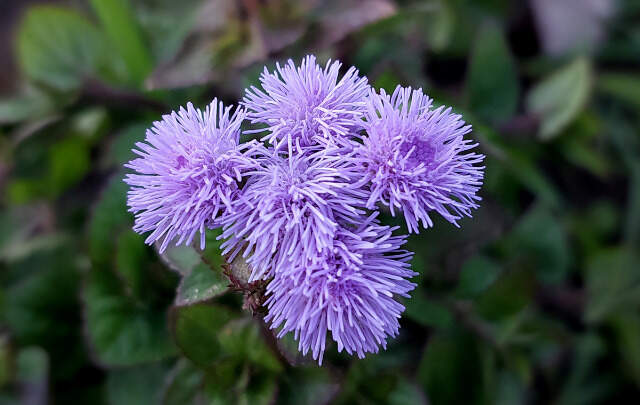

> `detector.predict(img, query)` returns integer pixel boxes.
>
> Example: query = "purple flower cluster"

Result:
[125,55,485,364]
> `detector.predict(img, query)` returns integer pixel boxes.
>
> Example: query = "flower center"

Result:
[400,138,437,169]
[175,155,187,169]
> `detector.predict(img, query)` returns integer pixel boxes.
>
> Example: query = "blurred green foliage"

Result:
[1,0,640,403]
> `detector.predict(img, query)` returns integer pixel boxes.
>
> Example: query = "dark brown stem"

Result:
[447,300,502,350]
[535,284,585,328]
[81,78,169,113]
[497,113,541,137]
[256,315,293,369]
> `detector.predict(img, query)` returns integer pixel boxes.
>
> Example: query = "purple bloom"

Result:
[357,86,485,233]
[122,54,486,365]
[242,55,370,151]
[264,214,416,364]
[125,100,253,252]
[220,147,368,281]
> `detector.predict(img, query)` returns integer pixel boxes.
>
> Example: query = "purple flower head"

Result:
[264,214,416,364]
[220,147,367,282]
[242,55,370,151]
[358,86,485,233]
[125,100,253,252]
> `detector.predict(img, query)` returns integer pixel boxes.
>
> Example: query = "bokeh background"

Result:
[1,0,639,403]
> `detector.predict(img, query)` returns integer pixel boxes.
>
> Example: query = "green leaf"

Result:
[70,107,110,145]
[160,229,225,278]
[278,367,337,405]
[0,87,55,125]
[115,230,150,298]
[90,0,153,85]
[83,267,177,366]
[160,245,202,276]
[16,347,48,382]
[418,332,482,404]
[598,73,640,112]
[199,364,243,404]
[467,22,519,123]
[0,232,68,264]
[570,200,619,253]
[271,331,308,367]
[202,370,278,405]
[475,125,561,207]
[476,269,534,322]
[48,137,90,195]
[86,172,179,368]
[6,179,46,205]
[494,372,526,405]
[585,248,640,323]
[507,152,561,207]
[526,58,592,140]
[106,363,167,405]
[169,303,233,368]
[132,0,203,65]
[559,128,611,178]
[107,123,148,166]
[504,206,571,284]
[374,71,401,94]
[3,246,86,380]
[17,6,109,91]
[389,380,427,405]
[609,313,640,387]
[160,359,204,405]
[199,228,225,270]
[4,253,79,344]
[423,1,453,52]
[176,263,228,307]
[404,289,454,329]
[0,206,52,262]
[557,334,612,405]
[456,255,501,298]
[218,319,283,373]
[243,375,278,405]
[89,174,132,266]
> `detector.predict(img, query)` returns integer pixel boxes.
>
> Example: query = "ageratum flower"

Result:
[357,86,485,233]
[219,147,367,282]
[242,55,370,151]
[125,100,253,252]
[265,214,416,364]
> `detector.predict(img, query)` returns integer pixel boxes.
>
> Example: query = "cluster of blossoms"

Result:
[125,55,485,364]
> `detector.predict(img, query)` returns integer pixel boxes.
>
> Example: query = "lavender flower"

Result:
[123,54,485,365]
[264,214,416,364]
[357,86,485,233]
[220,147,367,281]
[242,55,370,151]
[125,100,253,252]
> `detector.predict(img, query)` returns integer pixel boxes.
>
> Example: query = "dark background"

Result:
[1,0,640,404]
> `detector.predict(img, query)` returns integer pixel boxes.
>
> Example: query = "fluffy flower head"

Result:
[220,147,367,281]
[243,55,370,150]
[265,214,416,364]
[357,86,485,232]
[125,100,252,252]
